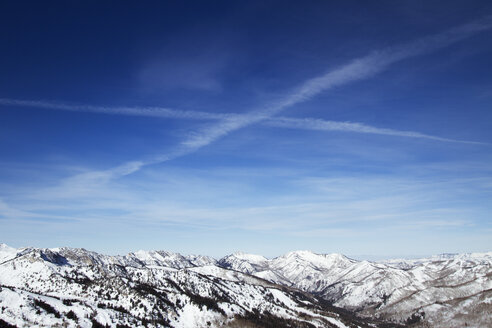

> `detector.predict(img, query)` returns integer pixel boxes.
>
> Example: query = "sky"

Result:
[0,1,491,259]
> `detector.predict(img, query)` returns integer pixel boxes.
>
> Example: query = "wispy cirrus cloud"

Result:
[2,156,490,255]
[2,168,483,231]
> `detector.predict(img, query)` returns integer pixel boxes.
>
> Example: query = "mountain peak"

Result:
[0,243,17,254]
[228,252,268,263]
[0,243,13,249]
[284,250,316,257]
[280,250,351,264]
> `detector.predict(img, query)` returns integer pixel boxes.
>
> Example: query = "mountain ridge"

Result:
[1,243,491,327]
[0,243,400,328]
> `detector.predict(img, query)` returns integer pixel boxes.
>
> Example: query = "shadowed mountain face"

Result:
[0,244,490,327]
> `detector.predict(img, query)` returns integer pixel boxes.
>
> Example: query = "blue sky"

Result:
[1,1,491,258]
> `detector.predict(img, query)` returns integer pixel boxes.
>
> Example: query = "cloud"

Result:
[262,16,492,111]
[265,117,487,145]
[0,198,79,222]
[60,161,146,191]
[1,97,486,145]
[2,16,492,184]
[164,16,492,152]
[2,168,485,233]
[0,98,231,120]
[2,97,486,146]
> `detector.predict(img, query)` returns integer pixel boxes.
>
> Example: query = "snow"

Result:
[1,243,490,328]
[0,243,18,263]
[2,244,368,327]
[269,288,298,308]
[222,248,492,327]
[231,252,267,263]
[173,303,222,328]
[326,317,351,328]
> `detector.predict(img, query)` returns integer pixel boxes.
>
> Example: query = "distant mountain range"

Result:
[1,243,490,327]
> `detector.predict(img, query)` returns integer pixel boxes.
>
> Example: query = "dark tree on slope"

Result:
[0,319,17,328]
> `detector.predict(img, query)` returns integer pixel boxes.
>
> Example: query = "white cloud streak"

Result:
[2,16,491,182]
[172,16,492,153]
[2,171,483,232]
[0,98,232,120]
[267,117,487,145]
[1,97,486,144]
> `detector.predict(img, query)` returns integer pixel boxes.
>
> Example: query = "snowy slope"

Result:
[0,245,385,328]
[2,244,490,328]
[219,250,492,327]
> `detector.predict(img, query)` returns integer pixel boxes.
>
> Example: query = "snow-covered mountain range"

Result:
[1,243,490,328]
[220,250,492,327]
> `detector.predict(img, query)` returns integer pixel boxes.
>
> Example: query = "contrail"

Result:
[172,15,492,150]
[1,97,485,145]
[2,16,491,182]
[2,97,483,144]
[266,117,487,145]
[0,98,233,120]
[0,98,486,145]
